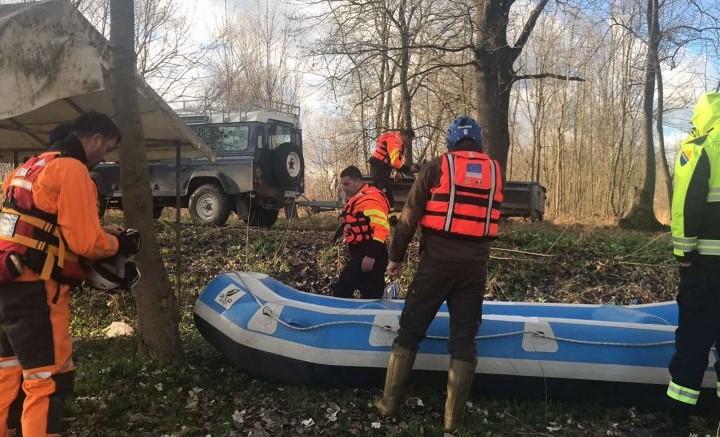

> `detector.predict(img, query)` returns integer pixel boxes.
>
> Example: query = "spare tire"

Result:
[272,142,303,187]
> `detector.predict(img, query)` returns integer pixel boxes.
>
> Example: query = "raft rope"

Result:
[246,289,676,348]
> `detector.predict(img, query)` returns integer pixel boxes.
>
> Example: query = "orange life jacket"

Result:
[420,150,503,239]
[341,184,391,244]
[0,152,85,285]
[371,131,404,169]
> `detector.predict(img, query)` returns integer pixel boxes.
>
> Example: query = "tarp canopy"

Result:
[0,0,214,163]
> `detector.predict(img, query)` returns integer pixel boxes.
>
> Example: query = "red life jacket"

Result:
[341,184,391,244]
[371,131,404,169]
[420,150,503,239]
[0,152,86,285]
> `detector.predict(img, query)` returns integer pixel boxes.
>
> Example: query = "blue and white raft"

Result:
[194,272,717,402]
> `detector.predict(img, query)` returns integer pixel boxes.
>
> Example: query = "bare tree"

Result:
[110,0,183,362]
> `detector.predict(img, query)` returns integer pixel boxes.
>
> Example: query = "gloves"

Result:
[116,228,142,255]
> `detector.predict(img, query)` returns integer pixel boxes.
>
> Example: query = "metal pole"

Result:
[175,143,181,301]
[13,150,19,167]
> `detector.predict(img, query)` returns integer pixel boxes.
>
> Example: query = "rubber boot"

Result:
[443,359,476,432]
[653,397,692,437]
[374,345,416,416]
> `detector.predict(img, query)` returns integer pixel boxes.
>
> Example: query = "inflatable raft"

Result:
[193,272,717,402]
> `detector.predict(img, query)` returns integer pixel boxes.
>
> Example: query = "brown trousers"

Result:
[395,256,486,362]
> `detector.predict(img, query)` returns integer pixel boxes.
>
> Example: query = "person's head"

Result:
[400,128,415,146]
[71,111,122,168]
[446,116,482,151]
[48,123,73,145]
[339,165,364,198]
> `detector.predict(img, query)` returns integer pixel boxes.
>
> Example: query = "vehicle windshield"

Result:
[194,124,250,153]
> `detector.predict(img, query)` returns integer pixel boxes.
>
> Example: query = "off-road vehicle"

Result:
[92,104,304,227]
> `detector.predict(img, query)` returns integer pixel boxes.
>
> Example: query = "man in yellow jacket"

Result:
[664,92,720,433]
[0,111,140,437]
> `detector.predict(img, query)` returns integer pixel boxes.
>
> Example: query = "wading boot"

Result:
[374,345,416,416]
[443,359,476,432]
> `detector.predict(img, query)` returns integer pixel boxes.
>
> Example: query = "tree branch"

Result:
[514,0,552,50]
[513,73,585,82]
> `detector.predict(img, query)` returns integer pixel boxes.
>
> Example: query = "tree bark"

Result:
[619,0,663,230]
[398,0,413,165]
[656,61,672,209]
[110,0,184,362]
[473,0,527,176]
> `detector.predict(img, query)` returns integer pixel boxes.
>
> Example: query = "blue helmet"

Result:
[446,116,482,150]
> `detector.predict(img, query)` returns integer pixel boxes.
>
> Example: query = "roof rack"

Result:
[174,99,300,124]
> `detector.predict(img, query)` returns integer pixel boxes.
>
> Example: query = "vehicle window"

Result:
[195,125,250,153]
[268,124,292,149]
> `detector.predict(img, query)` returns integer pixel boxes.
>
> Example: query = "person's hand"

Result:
[117,228,142,255]
[386,261,402,276]
[103,224,125,236]
[361,256,375,272]
[392,170,401,181]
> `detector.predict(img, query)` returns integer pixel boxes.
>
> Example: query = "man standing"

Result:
[369,129,419,222]
[664,92,720,432]
[0,111,141,437]
[374,117,503,433]
[332,165,391,299]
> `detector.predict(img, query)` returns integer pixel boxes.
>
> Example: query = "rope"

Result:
[247,289,675,348]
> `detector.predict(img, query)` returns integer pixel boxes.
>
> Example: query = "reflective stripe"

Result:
[667,381,700,405]
[698,239,720,255]
[673,236,698,252]
[0,358,19,369]
[707,187,720,201]
[9,178,33,191]
[444,154,456,232]
[23,370,52,380]
[485,159,497,236]
[368,216,389,229]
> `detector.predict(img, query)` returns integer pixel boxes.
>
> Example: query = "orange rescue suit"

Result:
[372,131,405,170]
[0,144,118,437]
[420,150,503,238]
[341,184,391,245]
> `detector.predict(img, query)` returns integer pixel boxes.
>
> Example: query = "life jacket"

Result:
[0,152,86,285]
[341,184,391,244]
[371,131,404,169]
[420,150,503,239]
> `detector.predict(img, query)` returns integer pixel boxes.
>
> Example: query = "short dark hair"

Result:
[71,111,122,143]
[340,165,363,180]
[48,123,73,145]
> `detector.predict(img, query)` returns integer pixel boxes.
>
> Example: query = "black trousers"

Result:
[668,263,720,399]
[395,256,486,363]
[369,160,394,208]
[332,250,389,299]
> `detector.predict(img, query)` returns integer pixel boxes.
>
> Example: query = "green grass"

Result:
[59,220,720,436]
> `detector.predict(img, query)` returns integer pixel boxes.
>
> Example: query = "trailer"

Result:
[296,177,546,221]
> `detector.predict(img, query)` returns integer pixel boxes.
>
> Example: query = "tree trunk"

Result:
[618,0,663,231]
[473,0,520,178]
[398,0,413,165]
[656,61,672,209]
[110,0,184,362]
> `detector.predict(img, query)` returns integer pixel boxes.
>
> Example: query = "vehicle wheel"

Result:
[188,184,230,226]
[153,206,164,220]
[272,142,304,187]
[283,201,298,219]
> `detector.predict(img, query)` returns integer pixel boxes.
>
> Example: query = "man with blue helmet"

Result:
[374,116,503,433]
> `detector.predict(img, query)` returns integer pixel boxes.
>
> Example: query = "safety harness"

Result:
[0,152,85,286]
